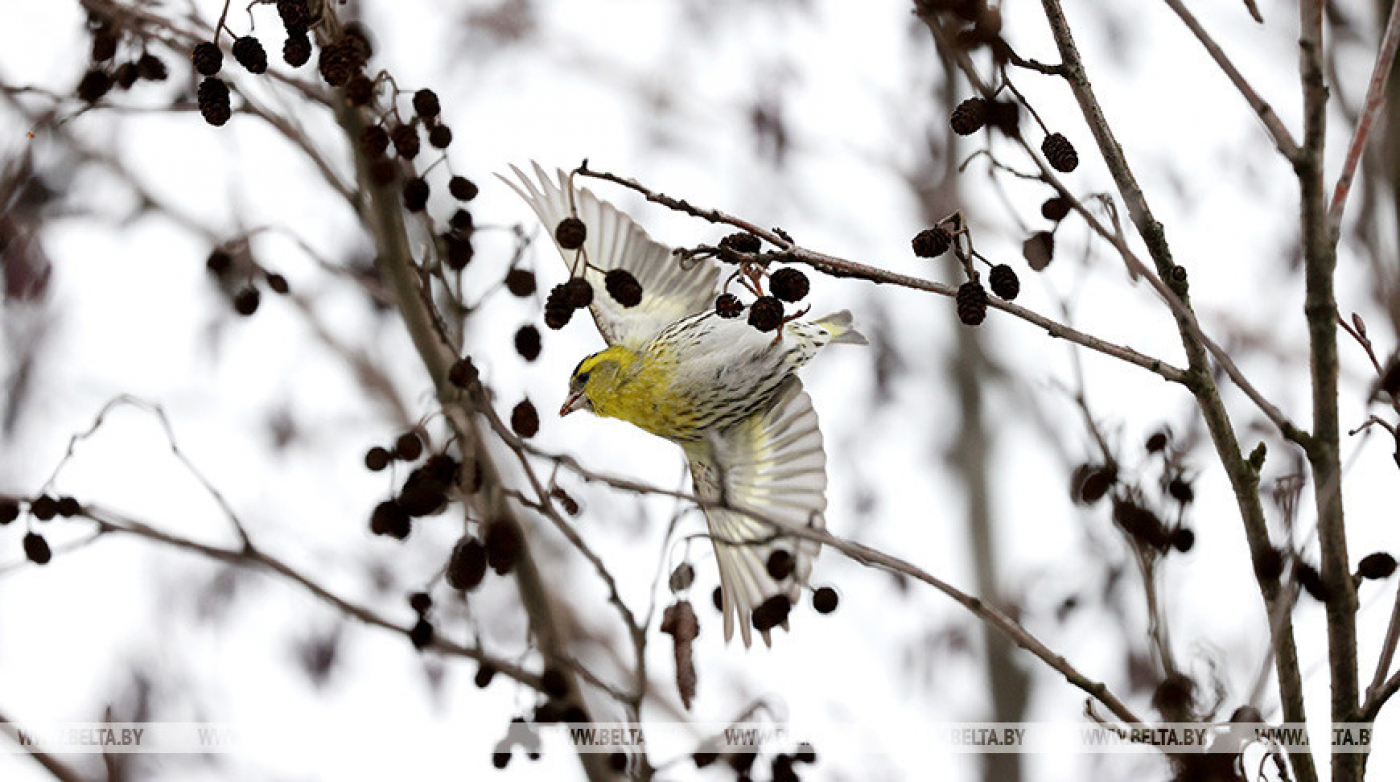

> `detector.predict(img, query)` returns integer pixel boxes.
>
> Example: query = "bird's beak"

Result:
[560,390,586,417]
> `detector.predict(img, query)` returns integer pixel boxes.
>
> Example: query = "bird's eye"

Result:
[577,371,591,384]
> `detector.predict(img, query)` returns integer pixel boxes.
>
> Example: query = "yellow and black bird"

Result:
[504,164,865,645]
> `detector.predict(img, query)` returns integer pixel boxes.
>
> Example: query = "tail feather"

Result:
[814,310,868,346]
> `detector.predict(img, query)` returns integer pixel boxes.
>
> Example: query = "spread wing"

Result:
[500,163,720,351]
[683,378,827,647]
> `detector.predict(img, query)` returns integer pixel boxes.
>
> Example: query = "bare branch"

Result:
[1327,0,1400,231]
[1162,0,1300,161]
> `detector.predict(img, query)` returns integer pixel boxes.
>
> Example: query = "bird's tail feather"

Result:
[814,310,868,345]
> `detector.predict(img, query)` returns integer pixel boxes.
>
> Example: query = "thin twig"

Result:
[575,165,1188,384]
[515,438,1148,727]
[1030,2,1319,779]
[1327,0,1400,231]
[1162,0,1300,161]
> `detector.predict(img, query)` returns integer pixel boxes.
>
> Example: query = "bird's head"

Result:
[561,346,635,416]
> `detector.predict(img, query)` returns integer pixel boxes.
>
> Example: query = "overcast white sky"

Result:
[3,1,1400,780]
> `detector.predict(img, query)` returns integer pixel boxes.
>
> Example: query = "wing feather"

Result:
[499,163,720,350]
[684,378,827,646]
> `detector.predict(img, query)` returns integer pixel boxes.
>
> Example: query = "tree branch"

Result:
[1327,0,1400,231]
[1297,4,1360,782]
[1162,0,1300,161]
[1032,2,1318,779]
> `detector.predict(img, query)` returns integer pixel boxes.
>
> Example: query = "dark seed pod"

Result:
[277,0,310,30]
[483,521,522,575]
[1254,546,1284,582]
[446,537,487,590]
[514,325,542,361]
[1042,132,1079,172]
[555,217,587,250]
[448,209,473,233]
[711,586,723,612]
[443,234,473,270]
[1167,478,1194,503]
[669,562,695,592]
[544,287,574,330]
[233,286,261,316]
[812,587,839,614]
[449,176,478,201]
[718,232,761,254]
[511,400,540,438]
[369,500,411,539]
[541,667,570,698]
[30,496,58,521]
[114,63,140,90]
[795,742,817,764]
[765,550,795,580]
[77,69,113,103]
[408,618,435,650]
[1071,463,1117,505]
[715,293,743,318]
[428,125,453,149]
[344,74,375,106]
[412,89,441,119]
[561,277,594,309]
[192,42,223,76]
[751,594,792,632]
[955,281,987,326]
[423,454,459,487]
[390,124,420,160]
[474,662,497,688]
[748,296,783,332]
[985,99,1020,135]
[546,488,578,518]
[197,77,232,126]
[398,471,446,517]
[231,36,268,74]
[505,268,536,297]
[1171,528,1195,553]
[402,178,430,212]
[448,357,479,388]
[769,268,809,302]
[282,33,311,67]
[340,25,374,67]
[1295,561,1330,602]
[1151,673,1196,720]
[1358,552,1397,580]
[0,499,19,525]
[950,97,987,135]
[988,264,1019,300]
[316,39,354,86]
[24,533,52,565]
[266,273,289,294]
[1145,431,1169,453]
[911,227,952,258]
[1112,498,1172,552]
[364,446,391,471]
[136,54,168,81]
[394,431,423,461]
[1022,231,1055,271]
[1041,196,1071,221]
[91,30,118,62]
[206,249,233,276]
[360,125,390,158]
[604,269,643,307]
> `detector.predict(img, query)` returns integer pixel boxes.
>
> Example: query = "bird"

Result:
[502,164,866,646]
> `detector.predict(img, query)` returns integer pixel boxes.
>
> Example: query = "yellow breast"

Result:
[589,344,700,441]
